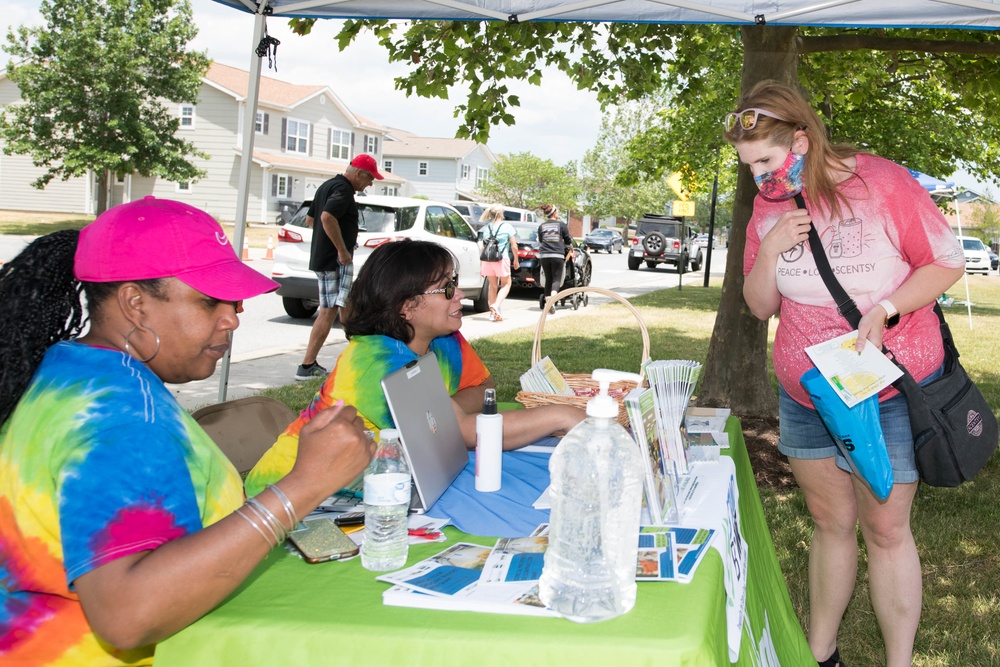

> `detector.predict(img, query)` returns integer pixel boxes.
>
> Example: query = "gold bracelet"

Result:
[267,483,298,530]
[235,506,275,548]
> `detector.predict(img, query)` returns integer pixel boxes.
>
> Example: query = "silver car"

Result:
[271,195,490,318]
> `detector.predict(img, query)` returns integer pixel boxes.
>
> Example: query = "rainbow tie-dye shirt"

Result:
[0,342,244,666]
[246,332,489,496]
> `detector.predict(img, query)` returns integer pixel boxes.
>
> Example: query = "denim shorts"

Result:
[316,264,353,309]
[777,364,944,484]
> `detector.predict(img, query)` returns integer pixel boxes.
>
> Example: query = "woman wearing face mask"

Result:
[725,81,963,667]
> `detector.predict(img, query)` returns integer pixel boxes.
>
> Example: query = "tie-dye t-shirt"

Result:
[0,342,244,666]
[743,154,965,408]
[246,331,489,496]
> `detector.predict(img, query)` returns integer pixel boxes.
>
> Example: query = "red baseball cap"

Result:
[74,197,279,301]
[350,153,384,180]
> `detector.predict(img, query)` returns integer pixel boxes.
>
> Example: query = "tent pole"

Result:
[218,6,268,403]
[954,198,974,329]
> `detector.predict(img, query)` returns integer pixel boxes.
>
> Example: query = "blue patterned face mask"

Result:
[754,151,805,201]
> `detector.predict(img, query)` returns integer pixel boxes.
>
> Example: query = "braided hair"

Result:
[0,230,88,425]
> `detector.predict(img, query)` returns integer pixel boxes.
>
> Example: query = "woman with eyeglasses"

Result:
[246,239,583,495]
[724,81,963,667]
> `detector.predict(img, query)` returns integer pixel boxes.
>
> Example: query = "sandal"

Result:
[489,306,503,322]
[817,648,843,667]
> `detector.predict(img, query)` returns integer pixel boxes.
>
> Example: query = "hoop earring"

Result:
[124,325,161,364]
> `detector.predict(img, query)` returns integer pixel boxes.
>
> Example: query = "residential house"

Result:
[0,63,406,223]
[380,126,495,201]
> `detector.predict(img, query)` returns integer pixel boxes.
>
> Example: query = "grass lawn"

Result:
[268,275,1000,667]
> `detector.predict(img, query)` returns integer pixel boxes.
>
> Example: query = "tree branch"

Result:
[800,34,1000,55]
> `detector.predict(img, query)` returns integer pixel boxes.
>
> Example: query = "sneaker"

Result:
[295,362,328,381]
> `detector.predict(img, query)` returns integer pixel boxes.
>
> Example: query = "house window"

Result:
[365,135,379,154]
[176,181,192,193]
[179,104,195,129]
[419,161,429,177]
[476,166,489,188]
[383,159,393,173]
[382,186,399,196]
[284,119,310,154]
[255,112,269,135]
[271,173,291,198]
[462,164,471,179]
[330,128,352,160]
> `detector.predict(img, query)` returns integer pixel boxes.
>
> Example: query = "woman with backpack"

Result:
[537,204,574,313]
[479,204,520,322]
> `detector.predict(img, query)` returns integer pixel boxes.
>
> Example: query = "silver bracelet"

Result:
[245,497,285,545]
[267,483,298,530]
[235,506,275,549]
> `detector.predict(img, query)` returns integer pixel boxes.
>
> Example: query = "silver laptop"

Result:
[381,352,470,513]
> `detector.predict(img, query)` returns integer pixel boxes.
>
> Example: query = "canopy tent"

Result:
[211,0,1000,398]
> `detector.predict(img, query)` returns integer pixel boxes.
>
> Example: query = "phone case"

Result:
[288,517,360,563]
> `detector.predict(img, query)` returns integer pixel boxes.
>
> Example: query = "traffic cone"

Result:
[241,237,251,262]
[265,236,274,260]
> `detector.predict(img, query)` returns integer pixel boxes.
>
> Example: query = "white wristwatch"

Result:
[878,299,900,328]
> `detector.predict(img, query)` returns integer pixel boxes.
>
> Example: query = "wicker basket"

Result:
[515,286,651,429]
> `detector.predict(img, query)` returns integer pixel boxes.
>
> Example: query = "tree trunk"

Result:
[96,169,111,215]
[697,26,799,418]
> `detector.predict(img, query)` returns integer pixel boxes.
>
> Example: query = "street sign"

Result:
[672,200,696,217]
[666,171,692,201]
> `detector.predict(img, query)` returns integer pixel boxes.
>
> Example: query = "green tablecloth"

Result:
[156,419,813,666]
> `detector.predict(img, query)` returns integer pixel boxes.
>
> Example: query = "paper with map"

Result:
[805,331,903,408]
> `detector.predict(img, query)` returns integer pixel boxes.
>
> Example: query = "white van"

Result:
[956,235,992,274]
[501,206,537,224]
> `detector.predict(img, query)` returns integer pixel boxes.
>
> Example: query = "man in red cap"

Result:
[296,154,383,380]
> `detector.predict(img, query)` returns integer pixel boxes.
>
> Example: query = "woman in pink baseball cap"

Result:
[0,198,374,665]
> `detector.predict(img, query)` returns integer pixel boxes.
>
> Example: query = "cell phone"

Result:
[287,517,359,563]
[334,510,365,527]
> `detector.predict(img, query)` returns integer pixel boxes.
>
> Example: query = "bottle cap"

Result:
[379,428,400,441]
[482,388,498,415]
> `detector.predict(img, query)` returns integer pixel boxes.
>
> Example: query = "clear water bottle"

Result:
[539,370,644,623]
[361,428,411,572]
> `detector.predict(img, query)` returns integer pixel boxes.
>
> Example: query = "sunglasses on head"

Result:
[723,108,789,132]
[422,276,458,300]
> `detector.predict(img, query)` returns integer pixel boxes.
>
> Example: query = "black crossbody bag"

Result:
[795,193,998,487]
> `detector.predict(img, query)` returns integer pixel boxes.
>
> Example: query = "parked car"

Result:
[271,196,490,318]
[627,213,702,272]
[503,221,592,290]
[693,233,712,250]
[956,235,992,274]
[987,246,999,272]
[500,206,538,224]
[449,201,488,229]
[584,227,624,253]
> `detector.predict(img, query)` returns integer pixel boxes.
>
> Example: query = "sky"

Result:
[0,0,993,195]
[0,0,605,167]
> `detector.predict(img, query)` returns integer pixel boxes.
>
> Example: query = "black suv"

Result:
[627,213,702,272]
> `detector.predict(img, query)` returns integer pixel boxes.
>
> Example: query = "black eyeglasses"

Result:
[723,108,789,132]
[422,277,458,300]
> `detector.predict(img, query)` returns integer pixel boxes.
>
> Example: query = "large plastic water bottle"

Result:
[361,428,411,571]
[539,369,644,623]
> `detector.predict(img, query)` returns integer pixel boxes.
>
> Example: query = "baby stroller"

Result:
[541,255,590,311]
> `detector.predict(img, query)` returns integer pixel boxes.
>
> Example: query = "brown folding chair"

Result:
[191,396,297,475]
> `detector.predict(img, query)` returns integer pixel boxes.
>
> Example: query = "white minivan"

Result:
[956,235,992,274]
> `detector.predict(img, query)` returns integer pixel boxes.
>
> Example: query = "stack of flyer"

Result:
[519,356,575,396]
[624,386,680,526]
[645,360,703,475]
[380,524,719,615]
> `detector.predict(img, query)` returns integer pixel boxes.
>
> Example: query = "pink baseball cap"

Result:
[74,197,279,301]
[350,153,384,180]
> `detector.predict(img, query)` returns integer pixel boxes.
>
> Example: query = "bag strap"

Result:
[794,194,863,327]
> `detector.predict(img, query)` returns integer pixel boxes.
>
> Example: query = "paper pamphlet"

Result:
[519,356,575,396]
[625,386,678,525]
[380,523,719,616]
[684,407,731,435]
[804,331,903,408]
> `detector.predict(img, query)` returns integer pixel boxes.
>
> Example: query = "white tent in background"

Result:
[909,169,976,328]
[209,0,1000,397]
